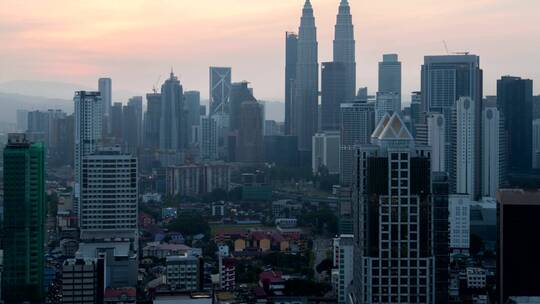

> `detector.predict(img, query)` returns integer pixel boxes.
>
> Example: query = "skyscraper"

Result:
[285,32,298,135]
[229,81,256,132]
[427,113,446,173]
[128,96,143,146]
[375,91,400,123]
[497,76,533,173]
[3,134,45,302]
[482,106,504,198]
[185,90,201,144]
[455,97,478,196]
[209,67,232,116]
[98,78,112,133]
[340,102,375,185]
[333,0,356,100]
[110,102,123,140]
[237,99,264,163]
[421,55,483,194]
[378,54,401,100]
[321,62,347,131]
[352,114,447,303]
[160,71,186,152]
[200,116,218,161]
[144,92,162,149]
[74,91,103,219]
[80,146,138,242]
[293,0,318,153]
[312,131,340,175]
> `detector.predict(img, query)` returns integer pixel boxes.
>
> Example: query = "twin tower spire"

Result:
[291,0,356,152]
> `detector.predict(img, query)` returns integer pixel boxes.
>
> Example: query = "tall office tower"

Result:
[482,107,504,197]
[285,32,298,135]
[200,116,218,161]
[534,95,540,120]
[378,54,401,100]
[110,102,123,140]
[293,0,319,153]
[497,189,540,302]
[455,97,479,196]
[98,78,112,133]
[144,92,162,149]
[333,234,354,304]
[74,91,103,219]
[375,92,400,123]
[321,62,347,131]
[185,90,201,144]
[421,55,483,195]
[427,113,446,172]
[533,119,540,168]
[237,99,264,163]
[128,96,143,146]
[229,82,256,132]
[410,91,423,129]
[352,114,447,303]
[50,114,75,167]
[123,102,140,154]
[80,146,138,242]
[497,76,533,172]
[333,0,356,100]
[209,67,232,116]
[339,102,375,185]
[2,134,45,302]
[312,131,340,175]
[160,71,186,151]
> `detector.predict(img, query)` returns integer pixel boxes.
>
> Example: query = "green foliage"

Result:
[316,258,333,274]
[167,212,210,237]
[299,207,338,235]
[236,261,262,284]
[261,252,312,276]
[268,166,313,182]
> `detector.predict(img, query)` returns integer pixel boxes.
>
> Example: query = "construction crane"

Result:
[152,75,161,93]
[442,40,469,55]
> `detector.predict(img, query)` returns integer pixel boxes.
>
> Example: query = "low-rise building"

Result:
[61,256,104,304]
[143,243,202,259]
[466,267,487,289]
[166,254,202,292]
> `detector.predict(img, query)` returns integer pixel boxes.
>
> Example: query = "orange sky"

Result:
[0,0,538,101]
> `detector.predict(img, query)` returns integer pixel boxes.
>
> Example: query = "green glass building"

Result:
[2,134,45,303]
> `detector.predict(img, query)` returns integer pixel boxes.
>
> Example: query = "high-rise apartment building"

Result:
[200,116,218,161]
[497,76,533,172]
[421,55,483,195]
[333,0,356,101]
[321,62,347,131]
[110,102,123,140]
[285,32,298,135]
[80,146,138,242]
[2,134,45,302]
[352,114,448,303]
[160,71,186,152]
[74,91,103,219]
[209,67,232,116]
[293,0,319,153]
[497,189,540,302]
[339,102,375,185]
[455,97,479,196]
[333,234,354,304]
[378,54,401,100]
[427,113,445,172]
[482,106,505,197]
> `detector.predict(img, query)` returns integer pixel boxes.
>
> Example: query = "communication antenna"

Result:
[152,75,162,93]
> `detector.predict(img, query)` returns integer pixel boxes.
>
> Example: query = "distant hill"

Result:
[0,92,72,123]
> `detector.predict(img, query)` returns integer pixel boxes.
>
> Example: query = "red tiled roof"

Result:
[104,287,136,297]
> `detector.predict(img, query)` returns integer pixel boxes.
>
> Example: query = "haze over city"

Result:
[1,0,539,101]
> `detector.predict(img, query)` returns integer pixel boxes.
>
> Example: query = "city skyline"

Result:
[1,0,539,102]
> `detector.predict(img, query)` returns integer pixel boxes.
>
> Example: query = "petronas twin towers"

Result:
[288,0,356,153]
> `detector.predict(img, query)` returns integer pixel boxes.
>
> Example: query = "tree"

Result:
[167,212,210,237]
[283,279,331,297]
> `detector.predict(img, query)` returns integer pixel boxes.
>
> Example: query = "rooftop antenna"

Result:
[443,40,449,54]
[152,75,161,93]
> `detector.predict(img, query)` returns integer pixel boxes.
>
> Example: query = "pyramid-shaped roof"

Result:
[371,113,391,139]
[377,113,413,141]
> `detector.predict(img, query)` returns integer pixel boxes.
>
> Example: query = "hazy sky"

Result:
[1,0,538,102]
